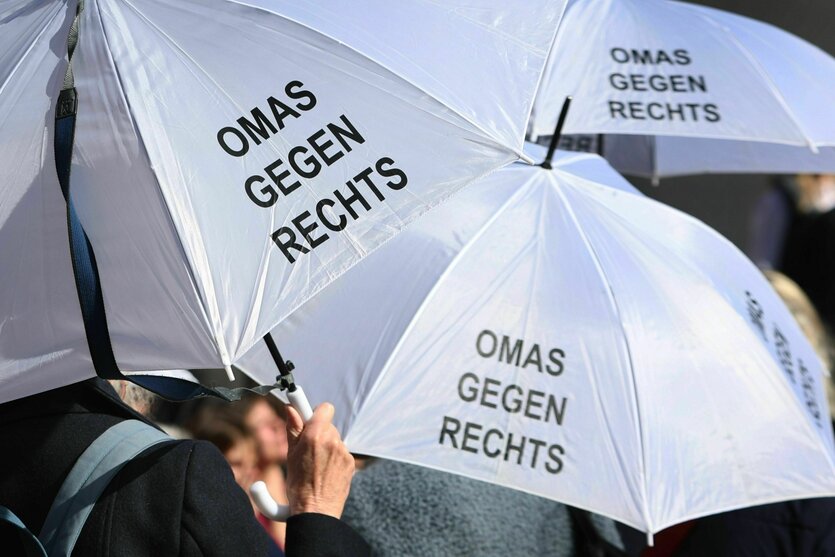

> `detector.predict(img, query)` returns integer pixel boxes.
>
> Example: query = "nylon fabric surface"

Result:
[530,0,835,176]
[239,146,835,534]
[0,0,565,403]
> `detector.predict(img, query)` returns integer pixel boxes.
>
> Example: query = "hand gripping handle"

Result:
[250,386,313,521]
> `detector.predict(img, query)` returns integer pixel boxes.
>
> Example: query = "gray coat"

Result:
[342,459,622,556]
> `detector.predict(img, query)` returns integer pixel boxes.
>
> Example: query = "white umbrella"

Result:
[239,144,835,537]
[0,0,565,403]
[530,0,835,179]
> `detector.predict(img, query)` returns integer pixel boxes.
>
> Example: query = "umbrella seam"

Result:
[685,4,819,152]
[347,171,541,421]
[549,173,654,533]
[92,0,230,367]
[517,0,568,152]
[115,0,523,360]
[0,3,64,100]
[495,183,548,487]
[417,0,553,54]
[226,0,531,157]
[545,176,650,524]
[570,174,835,514]
[248,152,515,383]
[114,0,306,365]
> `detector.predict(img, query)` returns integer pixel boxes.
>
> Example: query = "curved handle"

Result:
[250,480,290,521]
[249,386,314,521]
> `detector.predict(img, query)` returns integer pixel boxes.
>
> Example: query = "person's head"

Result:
[241,395,289,467]
[794,174,835,214]
[191,414,258,489]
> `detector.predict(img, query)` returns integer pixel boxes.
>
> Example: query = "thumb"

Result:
[310,402,335,425]
[285,404,304,444]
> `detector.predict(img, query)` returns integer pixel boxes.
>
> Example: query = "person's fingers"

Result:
[286,404,304,443]
[309,402,335,425]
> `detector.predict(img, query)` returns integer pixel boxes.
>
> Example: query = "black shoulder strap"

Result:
[54,1,283,402]
[567,507,628,557]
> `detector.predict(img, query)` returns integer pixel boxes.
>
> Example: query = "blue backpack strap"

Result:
[0,507,48,557]
[38,420,173,556]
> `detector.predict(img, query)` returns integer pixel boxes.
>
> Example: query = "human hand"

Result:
[285,402,355,518]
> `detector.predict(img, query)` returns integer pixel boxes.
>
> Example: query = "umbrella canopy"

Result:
[0,0,565,403]
[240,144,835,535]
[529,0,835,178]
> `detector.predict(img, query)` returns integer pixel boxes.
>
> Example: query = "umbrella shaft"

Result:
[263,333,294,382]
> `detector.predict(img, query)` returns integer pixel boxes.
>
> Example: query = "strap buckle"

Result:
[57,88,78,120]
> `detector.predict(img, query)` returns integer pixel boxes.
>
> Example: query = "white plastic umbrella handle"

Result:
[250,386,313,522]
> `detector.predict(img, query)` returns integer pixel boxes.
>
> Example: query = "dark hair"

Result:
[195,422,251,454]
[237,393,289,422]
[186,402,251,453]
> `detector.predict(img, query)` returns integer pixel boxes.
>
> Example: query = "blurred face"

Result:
[224,438,257,489]
[246,399,288,465]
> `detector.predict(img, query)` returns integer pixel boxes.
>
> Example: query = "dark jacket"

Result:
[781,207,835,331]
[672,498,835,557]
[0,378,369,557]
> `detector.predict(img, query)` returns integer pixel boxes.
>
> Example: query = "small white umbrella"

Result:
[0,0,565,403]
[240,144,835,537]
[530,0,835,179]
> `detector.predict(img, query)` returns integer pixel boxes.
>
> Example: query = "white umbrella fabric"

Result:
[551,134,835,181]
[530,0,835,178]
[0,0,565,403]
[239,144,835,536]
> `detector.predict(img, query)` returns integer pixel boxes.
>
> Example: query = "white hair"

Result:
[109,379,157,416]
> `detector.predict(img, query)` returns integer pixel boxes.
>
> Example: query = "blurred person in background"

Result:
[243,394,290,466]
[341,457,625,556]
[188,409,259,499]
[765,270,835,415]
[241,394,292,547]
[749,173,835,332]
[780,175,835,332]
[189,404,287,553]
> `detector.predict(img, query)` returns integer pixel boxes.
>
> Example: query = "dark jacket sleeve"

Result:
[180,440,273,556]
[285,513,371,557]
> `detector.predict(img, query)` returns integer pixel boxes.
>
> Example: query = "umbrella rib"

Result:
[109,0,524,362]
[688,6,819,153]
[93,0,232,368]
[226,0,531,159]
[417,0,554,54]
[507,0,567,152]
[352,174,541,416]
[548,174,655,534]
[0,4,63,100]
[253,156,517,371]
[114,0,327,363]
